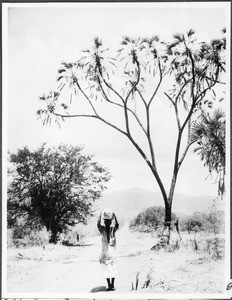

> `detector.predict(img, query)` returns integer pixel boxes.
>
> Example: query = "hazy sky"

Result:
[4,2,229,197]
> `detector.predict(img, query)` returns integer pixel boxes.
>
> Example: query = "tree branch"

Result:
[164,92,175,107]
[167,48,197,202]
[124,58,141,135]
[174,77,193,104]
[135,87,148,107]
[125,59,141,103]
[178,119,195,168]
[146,106,157,168]
[133,88,158,168]
[188,49,196,102]
[74,81,98,116]
[98,78,147,134]
[164,92,181,130]
[195,74,219,104]
[99,70,125,105]
[148,59,163,107]
[53,111,127,136]
[126,134,168,205]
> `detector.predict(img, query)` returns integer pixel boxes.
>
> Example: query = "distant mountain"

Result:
[96,187,223,220]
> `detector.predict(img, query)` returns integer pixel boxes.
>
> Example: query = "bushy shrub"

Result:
[165,239,180,253]
[180,212,205,233]
[9,226,49,248]
[205,237,224,259]
[185,235,225,259]
[60,230,82,246]
[130,206,176,233]
[7,229,14,248]
[12,224,30,240]
[180,209,224,234]
[204,209,224,234]
[24,228,50,247]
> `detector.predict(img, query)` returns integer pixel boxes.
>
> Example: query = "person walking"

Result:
[97,208,119,291]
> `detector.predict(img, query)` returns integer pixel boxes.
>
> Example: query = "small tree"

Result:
[180,208,224,234]
[181,212,205,234]
[38,29,226,244]
[8,144,111,243]
[205,200,224,234]
[130,206,176,233]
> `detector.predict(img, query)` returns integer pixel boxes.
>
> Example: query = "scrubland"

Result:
[7,224,225,295]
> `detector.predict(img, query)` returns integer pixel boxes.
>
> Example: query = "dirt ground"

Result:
[7,224,225,295]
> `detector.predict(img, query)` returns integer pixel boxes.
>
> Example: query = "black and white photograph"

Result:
[2,1,231,299]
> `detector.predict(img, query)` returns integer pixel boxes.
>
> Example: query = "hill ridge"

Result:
[97,187,223,220]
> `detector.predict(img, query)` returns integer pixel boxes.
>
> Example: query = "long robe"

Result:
[97,214,119,278]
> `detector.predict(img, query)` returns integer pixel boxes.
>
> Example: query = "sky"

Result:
[4,2,230,197]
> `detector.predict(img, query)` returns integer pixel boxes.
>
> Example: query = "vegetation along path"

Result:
[7,225,225,295]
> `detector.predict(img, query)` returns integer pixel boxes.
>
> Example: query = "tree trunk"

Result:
[160,173,178,244]
[49,230,59,244]
[151,202,172,250]
[163,202,172,243]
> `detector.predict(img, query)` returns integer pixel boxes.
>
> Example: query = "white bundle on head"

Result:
[100,208,114,227]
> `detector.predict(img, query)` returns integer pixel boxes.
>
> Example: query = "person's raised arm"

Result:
[97,213,104,233]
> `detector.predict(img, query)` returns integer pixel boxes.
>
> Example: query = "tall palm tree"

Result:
[191,108,226,198]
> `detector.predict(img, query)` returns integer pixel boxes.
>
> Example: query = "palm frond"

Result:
[173,33,185,42]
[187,29,195,37]
[121,36,132,45]
[93,37,102,48]
[58,69,66,74]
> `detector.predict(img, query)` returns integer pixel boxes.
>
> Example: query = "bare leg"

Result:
[106,278,111,291]
[111,278,115,290]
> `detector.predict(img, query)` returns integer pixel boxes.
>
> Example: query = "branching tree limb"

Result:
[37,30,226,244]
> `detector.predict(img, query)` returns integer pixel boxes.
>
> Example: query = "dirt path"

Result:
[7,225,152,293]
[7,226,225,295]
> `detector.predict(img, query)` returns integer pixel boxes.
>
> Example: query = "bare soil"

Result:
[7,225,225,295]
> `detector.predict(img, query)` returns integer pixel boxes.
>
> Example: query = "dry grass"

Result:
[7,227,225,294]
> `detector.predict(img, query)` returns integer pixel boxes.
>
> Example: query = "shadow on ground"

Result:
[62,243,97,247]
[90,286,107,293]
